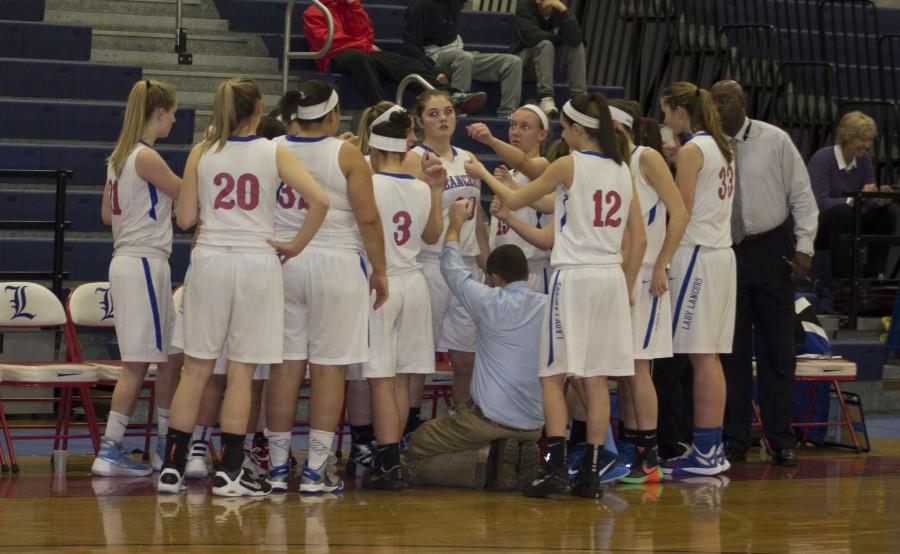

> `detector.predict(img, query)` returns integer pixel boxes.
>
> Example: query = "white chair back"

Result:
[0,282,66,327]
[68,282,116,327]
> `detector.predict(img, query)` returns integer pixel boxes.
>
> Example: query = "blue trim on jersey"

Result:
[647,204,657,226]
[227,135,262,142]
[672,245,701,335]
[358,254,368,279]
[559,192,569,231]
[688,131,711,141]
[286,135,328,143]
[643,296,659,349]
[141,257,163,352]
[378,172,416,180]
[417,143,458,159]
[535,210,543,229]
[147,182,159,221]
[630,146,639,155]
[542,267,549,294]
[547,270,561,365]
[579,150,611,159]
[138,140,155,149]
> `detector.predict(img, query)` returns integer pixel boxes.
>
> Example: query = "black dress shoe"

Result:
[725,446,747,463]
[770,448,798,467]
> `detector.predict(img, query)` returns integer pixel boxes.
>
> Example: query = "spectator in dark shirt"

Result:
[511,0,586,117]
[808,111,896,279]
[402,0,522,117]
[304,0,486,114]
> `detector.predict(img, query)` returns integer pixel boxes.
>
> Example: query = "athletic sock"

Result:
[350,424,375,446]
[103,411,130,445]
[621,427,639,445]
[604,425,619,455]
[546,436,566,468]
[156,407,170,445]
[220,432,244,473]
[308,429,335,470]
[266,430,292,469]
[243,433,254,452]
[376,442,401,471]
[568,419,587,451]
[635,429,658,449]
[403,408,422,436]
[164,427,192,472]
[191,425,210,444]
[693,427,718,454]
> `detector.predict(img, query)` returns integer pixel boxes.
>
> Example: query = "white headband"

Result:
[370,105,406,130]
[517,104,549,130]
[368,134,408,153]
[562,100,600,129]
[296,89,339,120]
[609,106,633,128]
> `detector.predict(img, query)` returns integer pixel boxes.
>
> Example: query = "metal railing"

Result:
[282,0,334,94]
[174,0,191,64]
[0,169,72,298]
[395,74,435,106]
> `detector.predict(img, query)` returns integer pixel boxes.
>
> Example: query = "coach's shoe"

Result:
[300,461,344,494]
[184,441,209,480]
[620,446,663,484]
[157,467,186,494]
[213,467,272,497]
[345,442,376,478]
[151,440,164,472]
[663,445,721,477]
[517,441,541,488]
[486,439,521,491]
[540,96,559,118]
[769,448,798,467]
[92,439,154,477]
[267,462,291,493]
[523,464,571,498]
[362,465,406,491]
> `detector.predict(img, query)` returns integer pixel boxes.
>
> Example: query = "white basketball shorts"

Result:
[419,253,478,354]
[631,264,674,360]
[108,254,174,363]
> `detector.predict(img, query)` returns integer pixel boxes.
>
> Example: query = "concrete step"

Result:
[91,29,268,57]
[143,68,295,96]
[91,49,279,73]
[45,10,230,33]
[45,0,214,18]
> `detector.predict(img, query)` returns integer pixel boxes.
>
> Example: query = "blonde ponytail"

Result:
[107,79,176,177]
[203,77,262,153]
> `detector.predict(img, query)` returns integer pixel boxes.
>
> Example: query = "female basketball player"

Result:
[94,79,183,478]
[157,77,329,497]
[658,82,736,476]
[467,93,646,499]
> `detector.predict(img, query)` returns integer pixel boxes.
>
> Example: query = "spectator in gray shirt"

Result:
[402,199,546,490]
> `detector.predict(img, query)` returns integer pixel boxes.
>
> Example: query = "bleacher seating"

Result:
[0,20,91,61]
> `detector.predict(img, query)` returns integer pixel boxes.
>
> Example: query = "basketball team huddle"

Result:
[95,74,736,501]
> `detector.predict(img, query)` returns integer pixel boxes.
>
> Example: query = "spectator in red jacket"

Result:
[304,0,486,113]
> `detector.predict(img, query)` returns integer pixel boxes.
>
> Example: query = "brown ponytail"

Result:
[608,99,664,156]
[562,93,628,165]
[660,82,733,163]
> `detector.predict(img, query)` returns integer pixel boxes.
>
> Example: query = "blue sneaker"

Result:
[599,460,629,484]
[299,461,344,494]
[716,443,731,473]
[662,445,721,476]
[568,444,628,484]
[267,462,290,493]
[92,439,153,477]
[618,442,637,468]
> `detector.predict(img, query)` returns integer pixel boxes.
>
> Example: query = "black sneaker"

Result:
[451,91,487,115]
[523,464,571,498]
[346,442,377,478]
[212,467,272,497]
[572,467,604,499]
[362,465,406,491]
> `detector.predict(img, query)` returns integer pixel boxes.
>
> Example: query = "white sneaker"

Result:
[157,467,186,494]
[151,440,164,472]
[540,96,559,118]
[184,441,209,479]
[212,467,272,497]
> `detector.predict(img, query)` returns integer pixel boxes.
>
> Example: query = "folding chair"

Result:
[0,282,100,472]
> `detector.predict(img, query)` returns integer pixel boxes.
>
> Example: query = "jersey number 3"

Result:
[214,172,260,210]
[592,189,622,228]
[393,211,412,246]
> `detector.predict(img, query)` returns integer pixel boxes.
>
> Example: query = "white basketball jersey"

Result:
[681,133,734,248]
[373,172,432,276]
[412,144,481,257]
[631,146,667,265]
[551,151,632,268]
[489,169,551,263]
[195,136,280,250]
[107,142,173,257]
[273,135,362,252]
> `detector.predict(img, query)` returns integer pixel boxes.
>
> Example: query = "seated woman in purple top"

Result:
[809,111,895,279]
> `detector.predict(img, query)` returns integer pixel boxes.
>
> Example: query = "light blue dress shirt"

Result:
[440,242,545,430]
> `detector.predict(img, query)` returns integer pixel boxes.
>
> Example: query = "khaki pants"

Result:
[401,401,541,489]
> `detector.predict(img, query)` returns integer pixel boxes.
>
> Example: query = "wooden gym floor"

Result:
[1,441,900,553]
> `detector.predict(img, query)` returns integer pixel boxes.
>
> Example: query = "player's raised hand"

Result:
[464,156,488,179]
[490,197,512,221]
[421,152,448,190]
[370,272,389,310]
[465,123,494,144]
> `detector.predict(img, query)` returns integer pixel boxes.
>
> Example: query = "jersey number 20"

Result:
[214,172,260,210]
